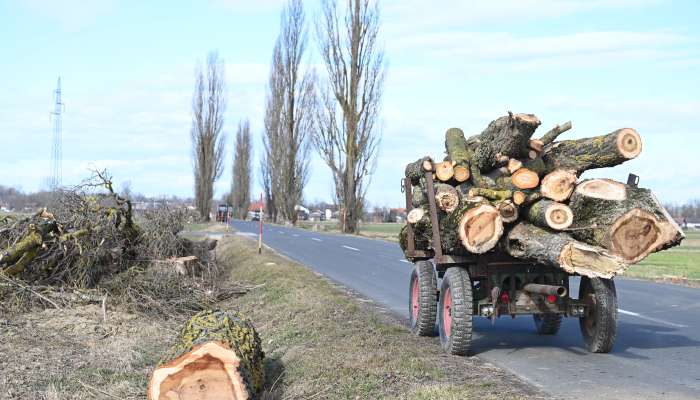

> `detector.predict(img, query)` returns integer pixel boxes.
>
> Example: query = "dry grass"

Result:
[0,234,544,399]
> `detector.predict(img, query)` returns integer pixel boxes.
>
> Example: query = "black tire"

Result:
[408,261,437,336]
[438,267,473,355]
[579,276,618,353]
[533,313,562,335]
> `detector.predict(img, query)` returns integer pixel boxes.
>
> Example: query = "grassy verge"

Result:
[296,220,402,242]
[624,231,700,283]
[0,233,543,399]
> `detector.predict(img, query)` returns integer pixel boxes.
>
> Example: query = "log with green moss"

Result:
[525,199,573,231]
[568,179,684,263]
[471,113,541,172]
[405,156,433,185]
[148,309,265,400]
[542,128,642,175]
[445,127,471,182]
[503,222,628,279]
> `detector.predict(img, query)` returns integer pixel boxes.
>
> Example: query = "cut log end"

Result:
[507,159,523,175]
[545,203,574,230]
[541,169,577,201]
[529,139,544,153]
[434,162,455,181]
[453,165,471,182]
[511,168,540,189]
[608,208,682,263]
[406,208,425,224]
[575,179,627,201]
[436,192,459,213]
[558,242,628,279]
[422,160,434,172]
[497,201,519,223]
[148,342,250,400]
[458,204,503,253]
[513,191,526,205]
[616,128,642,159]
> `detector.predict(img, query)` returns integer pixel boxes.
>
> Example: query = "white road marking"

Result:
[311,238,322,242]
[292,234,299,237]
[399,259,411,263]
[278,231,284,234]
[235,232,257,238]
[342,245,360,251]
[618,308,687,328]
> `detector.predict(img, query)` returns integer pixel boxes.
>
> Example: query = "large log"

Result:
[445,128,471,182]
[503,222,628,279]
[148,309,265,400]
[525,199,573,231]
[568,179,684,263]
[542,128,642,175]
[471,113,541,172]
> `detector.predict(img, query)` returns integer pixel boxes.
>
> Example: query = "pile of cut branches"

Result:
[400,113,684,278]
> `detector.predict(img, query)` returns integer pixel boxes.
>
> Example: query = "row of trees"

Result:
[190,0,385,234]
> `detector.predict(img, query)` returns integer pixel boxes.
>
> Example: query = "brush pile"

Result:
[400,113,684,278]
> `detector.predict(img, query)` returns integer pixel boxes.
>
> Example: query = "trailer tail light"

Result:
[546,294,557,303]
[500,293,510,303]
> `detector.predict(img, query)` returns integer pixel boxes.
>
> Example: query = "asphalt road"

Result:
[232,220,700,399]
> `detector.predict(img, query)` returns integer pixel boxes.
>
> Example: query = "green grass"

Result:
[296,220,403,241]
[625,230,700,281]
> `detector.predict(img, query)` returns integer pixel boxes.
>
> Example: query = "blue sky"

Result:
[1,0,699,207]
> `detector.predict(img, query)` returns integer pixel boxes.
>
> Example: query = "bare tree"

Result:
[314,0,385,233]
[261,45,284,223]
[262,0,315,225]
[191,52,226,221]
[231,120,252,219]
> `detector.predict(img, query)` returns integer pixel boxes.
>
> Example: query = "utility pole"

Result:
[49,77,64,190]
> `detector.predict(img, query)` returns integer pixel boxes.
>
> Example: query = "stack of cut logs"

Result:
[400,112,684,278]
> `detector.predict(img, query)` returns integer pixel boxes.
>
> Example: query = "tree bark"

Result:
[525,199,573,230]
[405,156,433,185]
[542,128,642,175]
[148,309,264,400]
[568,180,684,262]
[471,113,541,172]
[538,121,572,145]
[503,222,628,279]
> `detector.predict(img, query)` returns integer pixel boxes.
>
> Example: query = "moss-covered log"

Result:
[542,128,642,175]
[148,309,265,400]
[468,188,513,202]
[411,183,427,208]
[525,199,573,230]
[503,222,628,279]
[568,180,684,263]
[471,113,541,172]
[405,156,433,185]
[445,127,471,182]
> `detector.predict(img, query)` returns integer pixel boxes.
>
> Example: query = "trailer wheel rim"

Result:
[443,287,452,337]
[411,275,420,322]
[583,293,598,335]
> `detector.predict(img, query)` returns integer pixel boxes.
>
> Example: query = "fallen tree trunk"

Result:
[542,128,642,175]
[525,199,573,231]
[471,113,541,172]
[503,222,628,279]
[148,309,265,400]
[568,179,684,263]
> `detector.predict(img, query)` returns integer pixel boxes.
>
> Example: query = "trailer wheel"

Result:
[579,277,618,353]
[438,267,473,355]
[409,261,438,336]
[533,314,562,335]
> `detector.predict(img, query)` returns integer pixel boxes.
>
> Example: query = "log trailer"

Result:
[402,172,618,355]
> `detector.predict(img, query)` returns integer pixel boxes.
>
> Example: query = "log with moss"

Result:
[405,156,433,185]
[568,179,684,263]
[148,309,265,400]
[503,222,628,279]
[471,113,541,172]
[525,199,573,231]
[445,127,471,182]
[542,128,642,175]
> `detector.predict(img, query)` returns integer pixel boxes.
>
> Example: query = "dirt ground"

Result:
[0,234,547,399]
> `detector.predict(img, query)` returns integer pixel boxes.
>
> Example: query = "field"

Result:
[0,232,544,399]
[625,230,700,282]
[297,220,402,241]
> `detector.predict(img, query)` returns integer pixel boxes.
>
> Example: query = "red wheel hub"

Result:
[443,287,452,337]
[411,276,420,321]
